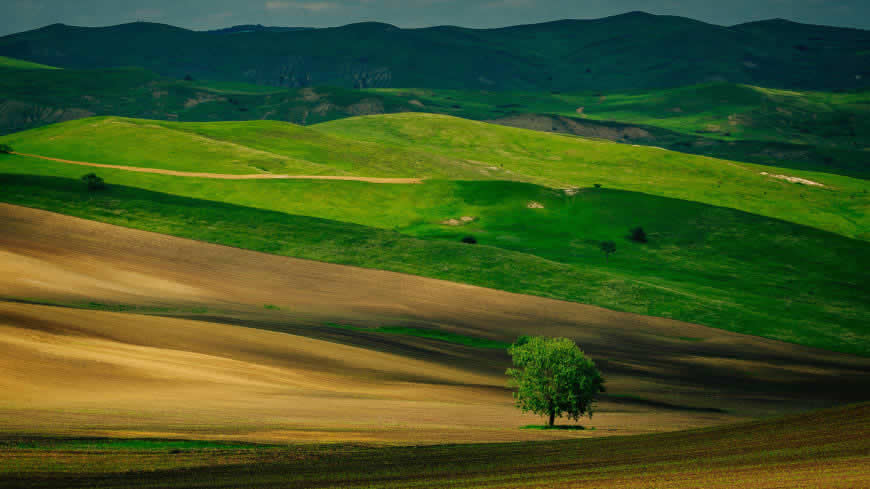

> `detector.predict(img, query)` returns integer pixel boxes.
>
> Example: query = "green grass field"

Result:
[4,115,867,239]
[318,114,869,239]
[0,117,507,179]
[0,55,58,70]
[1,113,867,355]
[0,55,865,177]
[1,403,866,488]
[1,166,866,355]
[377,83,869,148]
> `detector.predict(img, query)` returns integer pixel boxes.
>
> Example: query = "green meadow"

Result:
[319,114,869,239]
[1,112,867,355]
[1,53,866,177]
[1,158,867,355]
[4,115,867,239]
[375,83,870,148]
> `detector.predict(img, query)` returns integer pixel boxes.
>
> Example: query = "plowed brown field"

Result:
[1,203,868,443]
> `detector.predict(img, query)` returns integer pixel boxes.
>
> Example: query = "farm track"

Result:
[11,152,424,183]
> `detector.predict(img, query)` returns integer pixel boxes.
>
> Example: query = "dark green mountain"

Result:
[1,12,867,91]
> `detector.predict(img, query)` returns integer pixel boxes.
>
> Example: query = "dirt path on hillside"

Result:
[12,152,423,184]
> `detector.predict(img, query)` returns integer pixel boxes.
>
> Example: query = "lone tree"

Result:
[0,143,12,154]
[506,336,605,427]
[461,235,477,244]
[81,173,106,191]
[600,240,616,260]
[628,226,647,243]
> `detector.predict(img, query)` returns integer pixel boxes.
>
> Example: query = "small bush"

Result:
[600,240,616,260]
[461,236,477,244]
[628,226,648,243]
[594,183,602,189]
[0,143,12,154]
[81,173,106,191]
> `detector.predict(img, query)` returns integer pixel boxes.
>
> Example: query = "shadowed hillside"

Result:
[1,13,867,91]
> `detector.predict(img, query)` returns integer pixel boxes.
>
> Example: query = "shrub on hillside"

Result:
[81,173,106,191]
[0,144,12,154]
[600,241,616,260]
[461,236,477,244]
[628,226,648,243]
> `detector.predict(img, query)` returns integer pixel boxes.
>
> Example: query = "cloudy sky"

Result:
[3,0,868,35]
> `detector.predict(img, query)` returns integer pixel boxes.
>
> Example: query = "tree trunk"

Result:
[549,411,555,427]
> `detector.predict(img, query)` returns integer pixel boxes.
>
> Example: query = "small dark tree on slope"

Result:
[628,226,647,243]
[0,144,12,154]
[600,240,616,260]
[82,173,106,191]
[507,336,605,427]
[461,235,477,244]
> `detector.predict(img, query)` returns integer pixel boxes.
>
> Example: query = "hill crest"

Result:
[2,13,866,91]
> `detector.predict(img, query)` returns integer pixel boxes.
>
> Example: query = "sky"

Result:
[3,0,869,36]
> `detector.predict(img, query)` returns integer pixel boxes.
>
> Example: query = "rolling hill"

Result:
[0,117,496,179]
[1,8,868,489]
[4,115,867,240]
[1,60,866,177]
[1,204,867,445]
[1,115,867,356]
[0,13,867,92]
[318,113,869,239]
[1,144,868,354]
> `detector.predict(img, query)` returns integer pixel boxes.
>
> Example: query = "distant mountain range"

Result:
[0,12,868,91]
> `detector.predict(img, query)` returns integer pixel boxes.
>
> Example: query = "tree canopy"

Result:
[506,336,605,427]
[81,173,106,191]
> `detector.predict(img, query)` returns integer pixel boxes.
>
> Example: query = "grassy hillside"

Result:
[1,60,865,177]
[0,163,867,356]
[379,83,870,147]
[7,206,866,442]
[318,114,869,239]
[2,403,867,488]
[0,117,504,178]
[0,55,58,70]
[1,14,866,91]
[375,84,870,177]
[3,115,867,239]
[0,68,418,136]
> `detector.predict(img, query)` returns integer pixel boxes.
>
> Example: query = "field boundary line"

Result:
[11,152,423,184]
